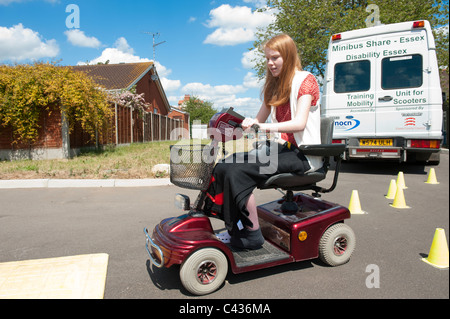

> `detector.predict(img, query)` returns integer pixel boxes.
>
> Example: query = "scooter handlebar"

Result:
[251,124,260,133]
[228,121,259,133]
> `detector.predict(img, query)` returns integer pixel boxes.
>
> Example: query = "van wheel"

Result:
[180,248,228,295]
[319,223,355,266]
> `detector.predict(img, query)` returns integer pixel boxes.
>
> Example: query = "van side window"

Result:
[334,60,371,93]
[381,54,423,90]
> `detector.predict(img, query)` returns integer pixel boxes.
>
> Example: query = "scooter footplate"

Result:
[228,241,290,268]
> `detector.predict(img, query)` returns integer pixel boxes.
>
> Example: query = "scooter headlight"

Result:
[151,245,163,264]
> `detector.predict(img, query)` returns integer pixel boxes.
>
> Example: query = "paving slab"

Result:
[0,254,109,299]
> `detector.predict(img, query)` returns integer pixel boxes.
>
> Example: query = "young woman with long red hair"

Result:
[204,34,322,249]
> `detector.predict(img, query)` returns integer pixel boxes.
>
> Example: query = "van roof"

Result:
[332,20,435,49]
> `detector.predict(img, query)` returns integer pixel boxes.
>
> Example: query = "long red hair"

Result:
[262,34,302,107]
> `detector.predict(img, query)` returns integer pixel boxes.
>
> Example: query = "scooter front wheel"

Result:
[180,248,228,295]
[319,223,355,266]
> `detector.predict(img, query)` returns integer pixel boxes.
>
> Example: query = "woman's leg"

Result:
[245,194,259,231]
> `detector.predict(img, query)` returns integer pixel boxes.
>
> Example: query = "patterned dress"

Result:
[276,74,320,147]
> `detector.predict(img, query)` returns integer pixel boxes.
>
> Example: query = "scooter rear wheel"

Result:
[180,248,228,295]
[319,223,355,266]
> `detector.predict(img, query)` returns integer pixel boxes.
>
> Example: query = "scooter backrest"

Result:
[320,117,334,145]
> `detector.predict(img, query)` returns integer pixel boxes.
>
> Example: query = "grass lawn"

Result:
[0,138,255,180]
[0,141,174,180]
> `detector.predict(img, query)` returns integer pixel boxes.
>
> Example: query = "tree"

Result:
[0,62,113,145]
[253,0,449,79]
[181,95,217,125]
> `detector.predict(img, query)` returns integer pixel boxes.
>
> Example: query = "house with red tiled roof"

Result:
[71,62,183,147]
[71,62,170,115]
[0,62,185,160]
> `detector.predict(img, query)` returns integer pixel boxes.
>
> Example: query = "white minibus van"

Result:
[322,20,443,164]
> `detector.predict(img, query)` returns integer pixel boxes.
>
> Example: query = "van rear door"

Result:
[374,26,430,139]
[327,38,376,139]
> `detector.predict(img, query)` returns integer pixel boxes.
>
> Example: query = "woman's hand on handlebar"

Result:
[241,118,259,131]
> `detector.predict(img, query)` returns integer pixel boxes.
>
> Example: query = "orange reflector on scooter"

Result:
[298,231,308,242]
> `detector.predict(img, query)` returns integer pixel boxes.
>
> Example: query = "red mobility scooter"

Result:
[144,108,355,295]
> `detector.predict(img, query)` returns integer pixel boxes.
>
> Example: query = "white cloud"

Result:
[205,4,272,29]
[205,28,255,46]
[174,86,261,118]
[113,37,134,54]
[168,95,182,106]
[204,4,274,46]
[161,78,181,92]
[153,61,170,77]
[180,77,262,117]
[212,95,262,118]
[241,48,262,69]
[182,82,247,97]
[0,23,59,61]
[152,61,181,92]
[243,72,262,89]
[83,48,149,65]
[64,29,101,48]
[79,37,150,65]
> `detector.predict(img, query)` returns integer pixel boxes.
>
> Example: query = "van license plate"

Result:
[360,139,393,146]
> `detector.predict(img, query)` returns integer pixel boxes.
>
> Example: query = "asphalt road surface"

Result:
[0,153,448,302]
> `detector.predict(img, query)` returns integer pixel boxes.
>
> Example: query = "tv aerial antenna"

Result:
[143,32,166,61]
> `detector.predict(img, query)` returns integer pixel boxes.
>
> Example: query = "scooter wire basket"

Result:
[170,144,217,190]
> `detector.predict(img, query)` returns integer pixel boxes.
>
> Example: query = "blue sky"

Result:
[0,0,274,117]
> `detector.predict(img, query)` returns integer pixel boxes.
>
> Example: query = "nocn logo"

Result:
[334,116,360,131]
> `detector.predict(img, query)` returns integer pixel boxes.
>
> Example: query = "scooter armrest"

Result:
[299,144,345,157]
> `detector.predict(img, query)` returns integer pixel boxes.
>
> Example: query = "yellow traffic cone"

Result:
[425,168,439,185]
[349,190,366,214]
[396,171,407,189]
[422,228,449,269]
[385,179,397,199]
[389,186,410,209]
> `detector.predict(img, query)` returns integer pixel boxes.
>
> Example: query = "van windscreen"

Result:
[381,54,423,89]
[334,60,371,93]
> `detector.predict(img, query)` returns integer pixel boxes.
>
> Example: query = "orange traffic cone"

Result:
[422,228,449,269]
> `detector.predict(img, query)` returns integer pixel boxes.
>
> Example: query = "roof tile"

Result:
[71,62,154,90]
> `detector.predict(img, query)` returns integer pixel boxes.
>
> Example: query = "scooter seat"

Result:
[257,117,344,195]
[259,168,326,191]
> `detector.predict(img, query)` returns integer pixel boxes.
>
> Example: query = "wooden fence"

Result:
[0,103,187,160]
[70,103,187,149]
